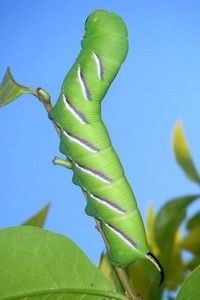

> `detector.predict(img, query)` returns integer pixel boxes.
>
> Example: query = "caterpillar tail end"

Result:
[146,251,164,286]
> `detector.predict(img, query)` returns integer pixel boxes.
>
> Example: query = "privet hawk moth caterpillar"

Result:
[49,9,164,284]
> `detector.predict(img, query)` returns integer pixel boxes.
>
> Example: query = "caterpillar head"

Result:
[82,9,128,48]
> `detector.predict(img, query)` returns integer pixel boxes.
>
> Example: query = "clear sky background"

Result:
[0,0,200,265]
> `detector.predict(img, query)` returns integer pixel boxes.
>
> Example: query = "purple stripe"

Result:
[90,192,125,213]
[75,162,112,183]
[105,222,137,248]
[63,95,88,124]
[64,130,99,152]
[79,68,91,100]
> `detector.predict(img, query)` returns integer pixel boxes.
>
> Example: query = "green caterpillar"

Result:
[49,9,164,283]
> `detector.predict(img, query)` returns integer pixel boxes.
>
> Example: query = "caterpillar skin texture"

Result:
[50,10,164,283]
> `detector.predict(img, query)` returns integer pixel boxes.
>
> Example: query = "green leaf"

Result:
[0,68,36,108]
[98,253,123,293]
[154,195,200,250]
[153,195,199,289]
[164,246,184,290]
[172,121,200,184]
[179,227,200,255]
[0,226,128,300]
[186,256,200,271]
[146,206,160,255]
[128,260,164,300]
[22,203,51,227]
[176,265,200,300]
[186,211,200,230]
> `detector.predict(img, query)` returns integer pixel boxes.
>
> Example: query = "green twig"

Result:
[36,87,60,135]
[114,267,142,300]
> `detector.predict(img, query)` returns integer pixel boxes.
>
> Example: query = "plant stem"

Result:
[36,87,60,135]
[114,267,142,300]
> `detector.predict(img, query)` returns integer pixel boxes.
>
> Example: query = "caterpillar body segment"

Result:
[50,9,164,284]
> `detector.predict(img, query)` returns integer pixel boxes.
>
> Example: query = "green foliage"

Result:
[98,253,124,293]
[0,68,52,112]
[153,195,199,290]
[0,226,126,300]
[1,67,200,299]
[22,203,51,227]
[0,68,36,107]
[173,121,200,184]
[140,123,200,298]
[98,123,200,299]
[176,265,200,300]
[154,195,199,251]
[186,211,200,230]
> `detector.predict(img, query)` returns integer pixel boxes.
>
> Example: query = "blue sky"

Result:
[0,0,200,265]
